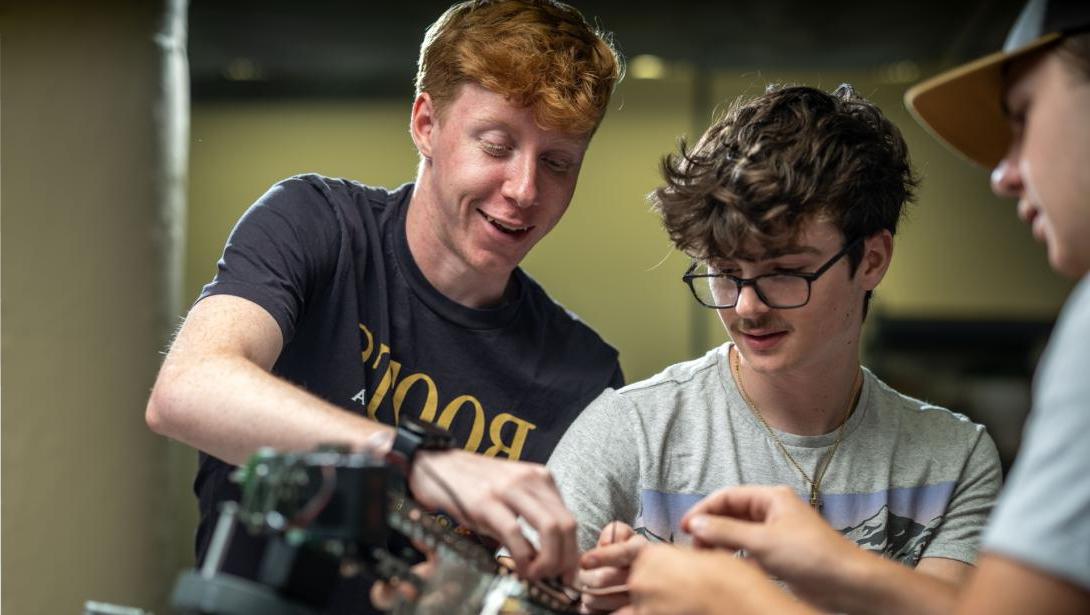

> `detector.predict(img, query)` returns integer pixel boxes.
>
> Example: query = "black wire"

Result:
[288,462,336,529]
[414,457,471,529]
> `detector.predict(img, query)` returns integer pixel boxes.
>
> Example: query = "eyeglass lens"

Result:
[689,265,810,309]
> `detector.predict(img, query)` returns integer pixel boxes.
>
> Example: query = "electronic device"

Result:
[168,446,580,615]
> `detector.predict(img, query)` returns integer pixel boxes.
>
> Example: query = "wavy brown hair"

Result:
[653,84,918,270]
[415,0,622,135]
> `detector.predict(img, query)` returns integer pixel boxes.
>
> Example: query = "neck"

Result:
[405,181,512,309]
[731,345,862,436]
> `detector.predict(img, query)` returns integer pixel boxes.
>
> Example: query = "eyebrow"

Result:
[474,116,589,151]
[472,115,514,134]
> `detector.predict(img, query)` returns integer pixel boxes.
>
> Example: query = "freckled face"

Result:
[411,83,590,279]
[991,52,1090,278]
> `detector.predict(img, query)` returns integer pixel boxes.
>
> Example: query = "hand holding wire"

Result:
[409,448,580,582]
[576,521,648,610]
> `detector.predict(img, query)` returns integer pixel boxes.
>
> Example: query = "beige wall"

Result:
[2,3,183,614]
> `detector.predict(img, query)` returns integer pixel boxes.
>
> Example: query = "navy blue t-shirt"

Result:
[193,174,623,583]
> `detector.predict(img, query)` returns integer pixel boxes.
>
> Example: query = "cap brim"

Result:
[905,33,1059,169]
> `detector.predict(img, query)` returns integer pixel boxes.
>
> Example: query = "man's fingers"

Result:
[681,485,793,526]
[580,534,647,569]
[578,565,633,612]
[473,503,539,575]
[578,563,631,589]
[370,559,433,610]
[624,544,676,615]
[411,452,578,581]
[369,580,399,610]
[582,589,631,612]
[685,514,759,551]
[499,475,579,580]
[596,521,635,547]
[527,471,580,581]
[681,485,769,520]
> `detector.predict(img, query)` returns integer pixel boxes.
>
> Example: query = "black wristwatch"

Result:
[384,416,457,478]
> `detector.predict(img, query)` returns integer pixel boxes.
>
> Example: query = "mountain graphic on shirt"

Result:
[841,504,939,564]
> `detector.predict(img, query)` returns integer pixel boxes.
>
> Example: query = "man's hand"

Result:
[680,486,966,615]
[576,521,647,612]
[369,549,436,610]
[409,448,579,582]
[679,485,871,611]
[680,485,858,605]
[619,544,811,615]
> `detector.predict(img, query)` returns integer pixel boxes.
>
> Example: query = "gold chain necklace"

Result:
[730,346,862,511]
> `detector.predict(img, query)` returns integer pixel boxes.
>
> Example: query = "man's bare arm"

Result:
[146,294,384,462]
[145,294,579,580]
[954,554,1090,615]
[627,512,1088,615]
[682,486,966,615]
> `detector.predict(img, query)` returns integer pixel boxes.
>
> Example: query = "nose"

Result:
[733,283,769,319]
[990,148,1023,199]
[502,154,539,209]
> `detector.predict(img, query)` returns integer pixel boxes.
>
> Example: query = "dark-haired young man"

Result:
[548,84,1001,612]
[144,0,624,604]
[616,2,1090,615]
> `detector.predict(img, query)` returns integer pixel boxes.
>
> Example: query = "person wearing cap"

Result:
[616,1,1090,614]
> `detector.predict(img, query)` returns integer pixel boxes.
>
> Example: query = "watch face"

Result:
[399,417,457,451]
[405,418,456,448]
[400,417,428,436]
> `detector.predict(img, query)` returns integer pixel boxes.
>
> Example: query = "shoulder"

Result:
[979,282,1090,592]
[567,347,727,446]
[865,369,987,439]
[1058,273,1090,328]
[262,173,343,203]
[594,345,726,416]
[1036,275,1090,396]
[259,174,411,216]
[619,345,725,397]
[516,271,619,363]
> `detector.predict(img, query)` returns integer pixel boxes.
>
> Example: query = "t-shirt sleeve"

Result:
[920,426,1002,564]
[608,362,625,389]
[982,276,1090,591]
[547,388,640,553]
[198,176,343,343]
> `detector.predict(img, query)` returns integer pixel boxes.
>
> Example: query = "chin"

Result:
[1051,254,1089,279]
[739,349,791,373]
[473,249,525,275]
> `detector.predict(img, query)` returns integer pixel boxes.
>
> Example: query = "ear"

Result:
[410,92,437,159]
[858,230,894,291]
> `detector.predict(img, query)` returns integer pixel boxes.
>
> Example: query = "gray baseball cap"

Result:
[905,0,1090,168]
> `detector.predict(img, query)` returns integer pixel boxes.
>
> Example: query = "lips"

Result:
[1017,199,1038,226]
[478,209,534,236]
[736,329,788,352]
[1017,201,1049,243]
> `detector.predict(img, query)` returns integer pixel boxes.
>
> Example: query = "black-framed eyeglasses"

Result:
[682,236,864,309]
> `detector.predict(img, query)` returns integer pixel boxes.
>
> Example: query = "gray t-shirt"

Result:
[983,274,1090,590]
[549,344,1002,566]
